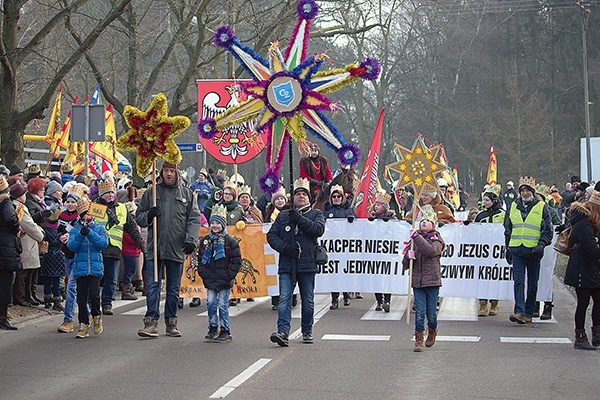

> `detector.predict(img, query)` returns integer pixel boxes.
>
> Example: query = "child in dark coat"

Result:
[197,204,241,343]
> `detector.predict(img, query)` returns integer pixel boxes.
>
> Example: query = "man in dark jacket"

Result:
[504,176,553,325]
[136,162,200,338]
[268,178,326,346]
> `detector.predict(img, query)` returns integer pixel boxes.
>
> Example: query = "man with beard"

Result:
[136,162,200,338]
[504,176,553,325]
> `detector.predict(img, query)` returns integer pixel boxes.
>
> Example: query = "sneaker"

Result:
[75,323,89,338]
[214,329,232,343]
[509,313,526,324]
[102,306,113,315]
[382,302,390,313]
[355,293,363,299]
[177,298,184,309]
[302,332,314,343]
[343,298,350,306]
[57,321,74,333]
[270,331,289,347]
[190,298,201,307]
[330,301,338,310]
[204,326,219,341]
[92,315,103,335]
[375,303,382,311]
[522,316,533,324]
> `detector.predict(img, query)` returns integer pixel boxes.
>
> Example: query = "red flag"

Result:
[354,109,384,218]
[486,142,497,185]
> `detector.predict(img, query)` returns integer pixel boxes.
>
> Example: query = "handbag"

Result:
[315,245,328,265]
[553,226,573,255]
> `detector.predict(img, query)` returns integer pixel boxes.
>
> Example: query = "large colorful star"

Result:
[117,93,190,177]
[385,136,448,196]
[198,0,380,193]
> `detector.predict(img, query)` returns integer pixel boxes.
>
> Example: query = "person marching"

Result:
[299,141,333,200]
[403,205,445,352]
[369,190,396,312]
[504,177,553,324]
[197,204,242,343]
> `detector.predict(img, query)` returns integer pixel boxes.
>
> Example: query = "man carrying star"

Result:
[299,142,332,200]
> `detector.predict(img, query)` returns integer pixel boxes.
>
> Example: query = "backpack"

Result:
[553,226,573,255]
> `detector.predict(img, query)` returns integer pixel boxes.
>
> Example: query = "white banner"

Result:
[310,219,556,301]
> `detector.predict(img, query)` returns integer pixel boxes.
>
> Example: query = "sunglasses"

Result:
[332,194,343,199]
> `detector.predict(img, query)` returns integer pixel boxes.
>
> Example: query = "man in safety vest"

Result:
[95,179,145,315]
[504,176,553,324]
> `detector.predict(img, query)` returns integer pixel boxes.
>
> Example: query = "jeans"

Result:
[277,272,315,335]
[122,255,138,286]
[206,288,231,331]
[512,253,541,317]
[101,257,121,307]
[43,276,61,297]
[63,258,78,322]
[144,259,183,321]
[413,286,439,333]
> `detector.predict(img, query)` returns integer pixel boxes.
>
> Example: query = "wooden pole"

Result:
[406,198,422,325]
[152,161,158,282]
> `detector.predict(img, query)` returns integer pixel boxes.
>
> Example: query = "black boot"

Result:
[44,295,52,309]
[592,326,600,347]
[52,296,64,312]
[190,298,201,307]
[330,299,338,310]
[540,303,553,320]
[0,305,17,330]
[574,329,596,350]
[177,298,184,309]
[343,293,351,306]
[132,279,144,293]
[31,270,43,304]
[533,301,540,318]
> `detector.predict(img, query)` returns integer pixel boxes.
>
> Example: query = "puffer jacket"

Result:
[0,194,21,271]
[402,232,445,288]
[267,207,326,274]
[67,221,109,278]
[197,233,242,290]
[563,205,600,288]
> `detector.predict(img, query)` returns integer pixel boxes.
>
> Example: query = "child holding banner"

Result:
[403,205,445,352]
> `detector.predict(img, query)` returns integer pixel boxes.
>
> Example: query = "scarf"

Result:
[201,229,227,264]
[221,199,239,211]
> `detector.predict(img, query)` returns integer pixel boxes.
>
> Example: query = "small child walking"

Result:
[67,197,108,338]
[403,204,445,352]
[197,204,241,343]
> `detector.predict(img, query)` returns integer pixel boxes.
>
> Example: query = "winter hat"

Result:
[97,179,116,197]
[594,181,600,191]
[45,180,63,196]
[571,175,581,184]
[586,186,594,197]
[589,191,600,207]
[209,204,227,229]
[9,183,26,199]
[9,163,23,177]
[421,190,437,198]
[0,175,8,194]
[576,182,590,192]
[271,187,287,203]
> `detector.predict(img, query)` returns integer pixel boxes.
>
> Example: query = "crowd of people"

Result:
[1,155,600,352]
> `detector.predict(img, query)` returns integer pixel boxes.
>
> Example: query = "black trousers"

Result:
[76,276,101,324]
[0,270,15,305]
[375,293,391,303]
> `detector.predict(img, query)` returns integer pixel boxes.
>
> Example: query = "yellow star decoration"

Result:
[117,93,190,177]
[385,139,447,196]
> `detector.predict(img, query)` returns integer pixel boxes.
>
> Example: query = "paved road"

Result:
[1,276,599,400]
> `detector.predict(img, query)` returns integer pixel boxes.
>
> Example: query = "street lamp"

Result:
[578,1,593,181]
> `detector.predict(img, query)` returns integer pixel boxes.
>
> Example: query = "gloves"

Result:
[80,226,90,236]
[40,209,52,218]
[555,224,566,234]
[107,211,120,227]
[368,216,375,221]
[147,206,160,219]
[409,229,419,239]
[310,178,320,186]
[463,220,471,226]
[283,243,301,259]
[229,279,236,288]
[382,217,390,222]
[183,242,196,255]
[288,209,301,223]
[236,220,246,230]
[531,245,544,259]
[200,193,209,199]
[506,250,513,265]
[408,250,416,260]
[347,216,354,223]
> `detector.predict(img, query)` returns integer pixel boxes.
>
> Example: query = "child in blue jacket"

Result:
[67,198,108,338]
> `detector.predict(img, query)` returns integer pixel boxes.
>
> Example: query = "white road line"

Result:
[438,298,478,321]
[500,337,572,344]
[322,334,391,341]
[361,297,407,320]
[410,335,480,342]
[111,298,145,310]
[196,297,270,317]
[209,358,271,399]
[289,295,331,340]
[532,316,558,324]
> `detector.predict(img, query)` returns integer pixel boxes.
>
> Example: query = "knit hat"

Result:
[9,163,23,177]
[506,180,514,187]
[97,179,116,196]
[0,175,8,194]
[45,180,63,196]
[571,175,581,184]
[595,181,600,192]
[209,204,227,228]
[576,182,590,192]
[9,183,26,199]
[271,187,287,203]
[199,168,208,178]
[589,191,600,207]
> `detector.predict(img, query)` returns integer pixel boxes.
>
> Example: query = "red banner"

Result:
[354,109,385,218]
[197,80,266,164]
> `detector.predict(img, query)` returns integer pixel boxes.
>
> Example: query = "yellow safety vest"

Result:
[508,201,544,248]
[480,210,505,224]
[97,203,128,250]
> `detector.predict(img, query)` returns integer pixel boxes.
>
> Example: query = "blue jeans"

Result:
[122,255,138,286]
[206,288,231,331]
[512,253,541,317]
[43,276,61,297]
[144,259,183,321]
[63,258,77,322]
[413,286,439,333]
[277,272,315,335]
[101,257,121,307]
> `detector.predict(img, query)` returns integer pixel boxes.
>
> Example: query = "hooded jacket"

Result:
[563,204,600,288]
[67,221,109,278]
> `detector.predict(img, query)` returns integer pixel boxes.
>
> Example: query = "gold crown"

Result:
[210,204,227,221]
[0,175,8,192]
[485,183,502,197]
[238,185,251,197]
[417,204,438,224]
[217,169,227,178]
[61,161,74,173]
[97,179,115,194]
[67,185,86,201]
[293,177,310,194]
[199,168,208,177]
[518,176,536,191]
[535,183,549,197]
[76,197,90,215]
[375,190,391,204]
[27,164,41,175]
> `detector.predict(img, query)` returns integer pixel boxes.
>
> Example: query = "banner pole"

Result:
[152,161,158,282]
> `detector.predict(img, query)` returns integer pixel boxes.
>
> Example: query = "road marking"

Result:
[500,337,572,344]
[209,358,271,398]
[288,295,331,340]
[438,298,478,321]
[434,335,480,342]
[197,297,270,317]
[111,298,145,310]
[361,297,408,320]
[322,334,390,341]
[532,316,558,324]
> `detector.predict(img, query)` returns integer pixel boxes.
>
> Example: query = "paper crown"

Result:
[518,176,536,191]
[199,168,208,177]
[210,204,227,221]
[329,184,344,200]
[238,185,251,197]
[229,173,245,185]
[535,183,549,198]
[27,164,41,175]
[76,197,90,215]
[375,190,391,204]
[217,169,227,178]
[589,190,600,206]
[97,179,116,196]
[417,204,438,224]
[67,185,86,202]
[485,183,502,197]
[61,161,74,173]
[0,175,9,193]
[293,177,310,194]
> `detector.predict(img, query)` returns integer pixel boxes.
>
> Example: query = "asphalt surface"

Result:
[2,275,600,400]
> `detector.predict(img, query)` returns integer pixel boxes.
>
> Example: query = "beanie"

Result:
[45,180,63,196]
[9,163,23,176]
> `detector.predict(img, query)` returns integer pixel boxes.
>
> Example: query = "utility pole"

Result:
[578,1,593,181]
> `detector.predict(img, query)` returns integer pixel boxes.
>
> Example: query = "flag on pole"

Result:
[486,142,497,185]
[90,83,102,105]
[89,103,118,173]
[45,87,62,157]
[354,109,385,218]
[63,141,86,175]
[56,97,78,150]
